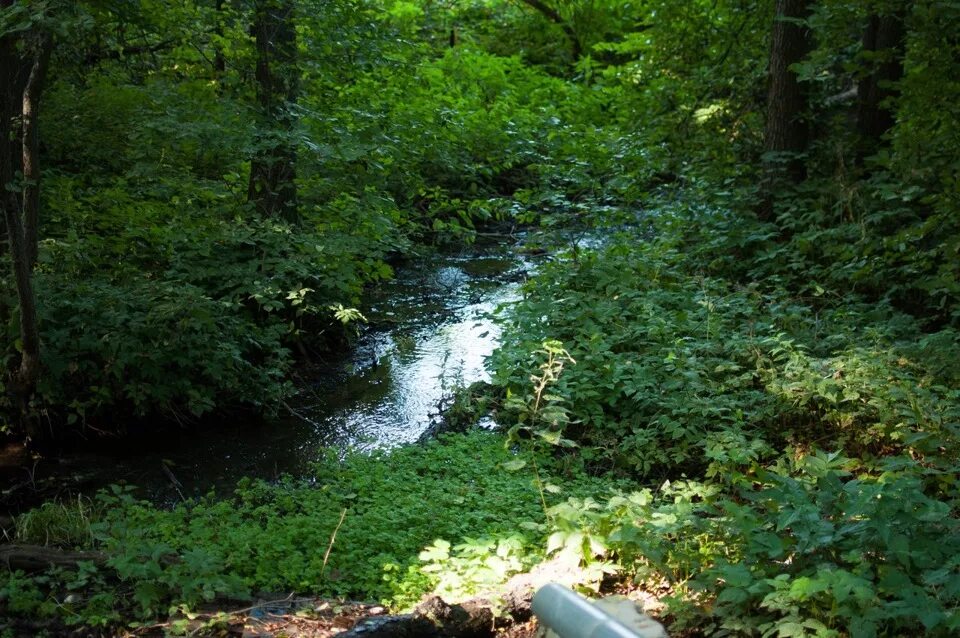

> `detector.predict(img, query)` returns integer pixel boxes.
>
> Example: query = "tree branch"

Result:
[516,0,582,59]
[82,38,179,66]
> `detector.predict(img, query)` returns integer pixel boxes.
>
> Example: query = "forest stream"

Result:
[2,237,530,507]
[4,2,960,633]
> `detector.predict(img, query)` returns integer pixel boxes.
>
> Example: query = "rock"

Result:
[339,596,495,638]
[592,597,668,638]
[417,596,493,637]
[339,613,435,638]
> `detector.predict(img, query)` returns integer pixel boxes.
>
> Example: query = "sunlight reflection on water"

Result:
[47,242,528,502]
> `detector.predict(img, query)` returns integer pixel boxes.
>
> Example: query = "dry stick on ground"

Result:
[188,594,297,637]
[322,508,348,578]
[122,594,297,637]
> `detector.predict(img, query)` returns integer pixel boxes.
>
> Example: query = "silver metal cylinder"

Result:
[531,584,642,638]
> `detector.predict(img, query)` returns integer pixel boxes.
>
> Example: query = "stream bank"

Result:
[1,235,533,508]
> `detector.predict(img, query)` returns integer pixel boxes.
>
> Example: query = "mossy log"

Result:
[0,543,106,572]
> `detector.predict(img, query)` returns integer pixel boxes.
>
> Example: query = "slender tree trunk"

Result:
[247,0,299,223]
[757,0,812,222]
[0,13,52,434]
[0,2,30,256]
[856,11,906,162]
[213,0,227,78]
[22,32,52,267]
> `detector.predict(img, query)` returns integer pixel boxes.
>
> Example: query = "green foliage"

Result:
[0,563,118,628]
[3,433,596,619]
[300,46,611,238]
[684,1,960,326]
[503,339,578,451]
[0,431,630,626]
[419,535,532,605]
[491,222,960,476]
[489,199,960,635]
[2,0,625,431]
[0,571,49,617]
[14,497,96,548]
[22,183,402,424]
[532,452,960,637]
[34,274,293,422]
[701,454,960,637]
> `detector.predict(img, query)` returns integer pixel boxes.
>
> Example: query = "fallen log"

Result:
[0,543,106,572]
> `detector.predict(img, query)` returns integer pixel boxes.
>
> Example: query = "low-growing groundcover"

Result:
[0,432,625,630]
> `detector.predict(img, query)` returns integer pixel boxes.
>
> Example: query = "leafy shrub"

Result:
[487,199,960,635]
[700,453,960,637]
[1,171,399,429]
[537,451,960,637]
[490,223,960,476]
[418,535,533,604]
[35,274,292,425]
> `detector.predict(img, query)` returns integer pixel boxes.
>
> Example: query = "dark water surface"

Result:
[3,239,529,506]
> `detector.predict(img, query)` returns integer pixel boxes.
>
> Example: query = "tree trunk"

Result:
[0,2,30,256]
[856,11,906,162]
[247,0,299,223]
[22,32,52,268]
[0,14,52,435]
[757,0,812,222]
[519,0,582,61]
[213,0,227,77]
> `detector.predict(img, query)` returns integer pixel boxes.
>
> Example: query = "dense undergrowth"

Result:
[486,201,960,636]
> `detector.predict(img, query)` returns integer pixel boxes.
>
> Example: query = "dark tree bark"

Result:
[213,0,227,76]
[22,32,52,267]
[518,0,582,61]
[855,11,906,162]
[757,0,812,222]
[0,2,31,255]
[247,0,299,223]
[1,4,52,434]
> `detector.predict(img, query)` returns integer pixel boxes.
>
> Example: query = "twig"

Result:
[322,509,348,578]
[220,593,296,619]
[160,462,186,502]
[128,594,297,637]
[281,399,324,429]
[473,231,519,238]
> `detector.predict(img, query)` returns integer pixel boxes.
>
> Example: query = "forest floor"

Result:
[136,596,540,638]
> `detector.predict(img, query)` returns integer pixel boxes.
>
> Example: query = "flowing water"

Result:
[3,239,529,505]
